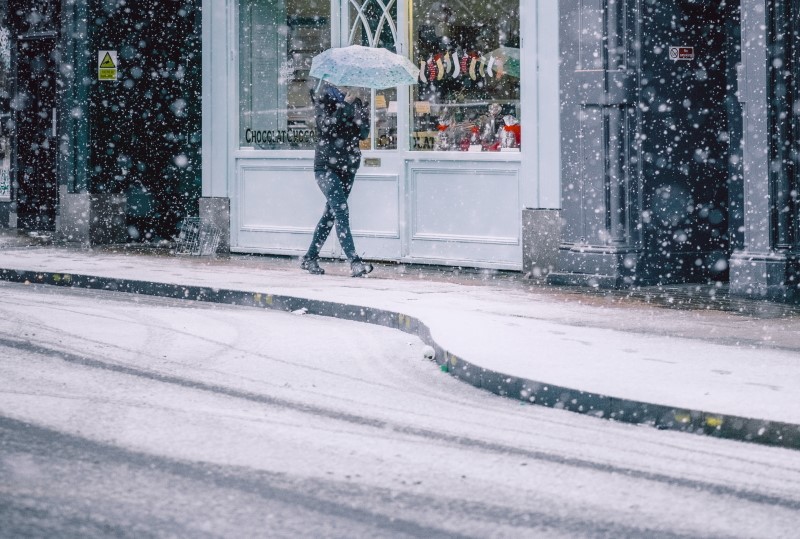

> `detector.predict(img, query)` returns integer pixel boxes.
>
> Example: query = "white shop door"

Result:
[327,0,407,261]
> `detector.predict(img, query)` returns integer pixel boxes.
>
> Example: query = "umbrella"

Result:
[490,46,520,78]
[310,45,420,90]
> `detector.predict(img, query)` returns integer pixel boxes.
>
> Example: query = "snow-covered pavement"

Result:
[0,245,799,444]
[2,282,800,537]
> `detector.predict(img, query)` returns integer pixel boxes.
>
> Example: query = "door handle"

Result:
[52,107,57,137]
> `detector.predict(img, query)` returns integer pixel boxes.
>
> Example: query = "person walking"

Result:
[301,82,374,277]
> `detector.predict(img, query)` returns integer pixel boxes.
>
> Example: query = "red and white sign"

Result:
[668,46,694,61]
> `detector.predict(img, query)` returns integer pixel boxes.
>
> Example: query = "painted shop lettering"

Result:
[244,128,316,145]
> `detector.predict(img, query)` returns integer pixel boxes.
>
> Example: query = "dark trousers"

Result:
[305,168,359,262]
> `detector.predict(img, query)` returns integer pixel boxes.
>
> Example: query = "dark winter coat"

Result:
[311,84,370,174]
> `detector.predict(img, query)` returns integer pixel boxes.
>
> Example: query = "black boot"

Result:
[350,259,373,278]
[301,256,325,275]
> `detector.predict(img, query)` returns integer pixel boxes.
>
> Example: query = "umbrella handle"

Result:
[315,76,326,93]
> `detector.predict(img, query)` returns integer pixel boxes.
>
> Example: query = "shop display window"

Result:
[239,0,400,151]
[410,0,521,152]
[238,0,520,154]
[239,0,329,149]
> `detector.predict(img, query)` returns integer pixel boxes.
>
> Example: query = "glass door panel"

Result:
[346,0,399,150]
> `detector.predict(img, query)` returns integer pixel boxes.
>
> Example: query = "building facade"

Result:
[2,1,799,299]
[553,0,800,299]
[1,0,201,243]
[555,0,742,287]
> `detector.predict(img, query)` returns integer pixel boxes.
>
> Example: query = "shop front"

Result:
[202,0,560,270]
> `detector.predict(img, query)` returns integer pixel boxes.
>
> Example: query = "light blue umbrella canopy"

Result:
[310,45,420,90]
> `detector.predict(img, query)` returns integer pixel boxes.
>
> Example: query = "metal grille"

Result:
[175,217,221,256]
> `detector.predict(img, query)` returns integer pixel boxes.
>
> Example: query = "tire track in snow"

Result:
[2,335,799,512]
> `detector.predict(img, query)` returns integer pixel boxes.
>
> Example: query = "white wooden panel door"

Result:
[407,160,522,270]
[338,0,405,260]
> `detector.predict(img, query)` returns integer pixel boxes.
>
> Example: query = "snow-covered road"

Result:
[1,282,799,538]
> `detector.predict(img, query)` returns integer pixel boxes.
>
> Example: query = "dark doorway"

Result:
[90,0,202,243]
[637,1,740,283]
[15,37,58,230]
[558,0,741,286]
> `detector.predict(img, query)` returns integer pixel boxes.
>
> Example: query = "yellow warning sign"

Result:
[98,50,118,81]
[99,52,115,68]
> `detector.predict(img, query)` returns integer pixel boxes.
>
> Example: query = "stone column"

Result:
[57,189,127,246]
[54,1,129,246]
[729,0,798,299]
[522,209,560,280]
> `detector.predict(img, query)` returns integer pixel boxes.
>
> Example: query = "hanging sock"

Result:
[444,52,452,75]
[486,55,495,78]
[435,54,445,80]
[452,51,461,78]
[479,56,486,78]
[426,57,437,81]
[468,55,477,80]
[419,60,427,82]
